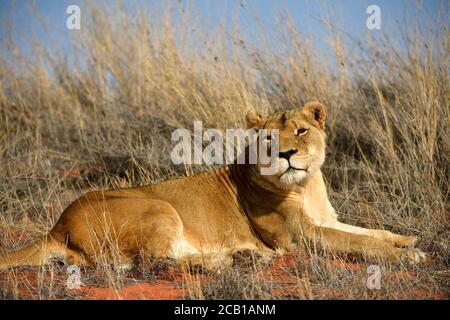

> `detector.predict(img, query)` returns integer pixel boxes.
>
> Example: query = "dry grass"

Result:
[0,2,449,299]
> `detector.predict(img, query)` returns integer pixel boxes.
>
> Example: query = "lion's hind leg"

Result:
[0,237,92,270]
[178,252,234,273]
[137,200,198,264]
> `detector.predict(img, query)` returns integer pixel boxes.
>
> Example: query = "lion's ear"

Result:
[246,110,264,129]
[302,101,326,129]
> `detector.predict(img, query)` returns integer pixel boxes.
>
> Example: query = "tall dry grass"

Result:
[0,1,448,299]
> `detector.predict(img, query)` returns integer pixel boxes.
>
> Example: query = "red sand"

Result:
[0,251,447,300]
[80,281,188,300]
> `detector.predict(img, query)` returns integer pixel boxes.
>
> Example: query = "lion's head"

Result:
[246,101,327,188]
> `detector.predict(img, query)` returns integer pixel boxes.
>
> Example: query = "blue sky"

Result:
[0,0,447,64]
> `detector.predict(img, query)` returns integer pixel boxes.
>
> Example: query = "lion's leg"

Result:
[64,245,93,267]
[0,235,92,270]
[330,221,418,248]
[301,223,425,263]
[178,252,234,273]
[137,200,204,264]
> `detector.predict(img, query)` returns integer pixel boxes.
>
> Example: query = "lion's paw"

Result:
[401,248,426,264]
[396,235,418,248]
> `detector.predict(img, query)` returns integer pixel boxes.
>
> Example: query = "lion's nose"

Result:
[278,149,298,160]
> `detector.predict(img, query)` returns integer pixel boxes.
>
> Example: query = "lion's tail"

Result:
[0,236,67,271]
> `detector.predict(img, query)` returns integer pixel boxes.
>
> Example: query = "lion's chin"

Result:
[279,168,308,185]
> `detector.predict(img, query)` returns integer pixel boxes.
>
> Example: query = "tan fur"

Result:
[0,102,425,270]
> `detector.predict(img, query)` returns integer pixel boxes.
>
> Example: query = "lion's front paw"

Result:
[395,235,418,248]
[401,248,426,264]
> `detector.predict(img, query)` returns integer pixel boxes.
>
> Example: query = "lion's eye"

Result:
[296,128,308,136]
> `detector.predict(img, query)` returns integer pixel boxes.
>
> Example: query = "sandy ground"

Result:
[0,251,446,300]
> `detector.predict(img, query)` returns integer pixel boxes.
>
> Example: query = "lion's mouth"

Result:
[281,166,307,177]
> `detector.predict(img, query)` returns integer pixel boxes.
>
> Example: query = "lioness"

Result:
[0,102,425,271]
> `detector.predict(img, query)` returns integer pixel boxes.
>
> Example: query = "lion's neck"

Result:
[206,165,335,250]
[217,164,331,218]
[217,164,302,212]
